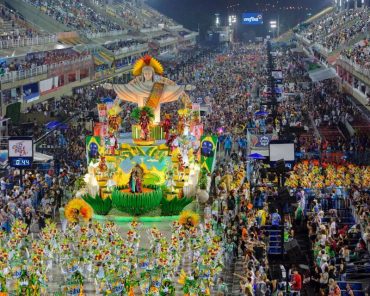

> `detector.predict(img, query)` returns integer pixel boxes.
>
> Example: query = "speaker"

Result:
[269,264,283,281]
[254,246,264,261]
[278,187,291,201]
[275,159,286,173]
[284,239,301,261]
[268,173,275,182]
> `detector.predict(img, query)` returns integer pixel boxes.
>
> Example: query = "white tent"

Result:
[309,67,338,82]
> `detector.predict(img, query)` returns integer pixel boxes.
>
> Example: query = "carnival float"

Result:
[80,55,213,221]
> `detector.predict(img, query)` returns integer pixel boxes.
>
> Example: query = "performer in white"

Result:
[84,162,100,197]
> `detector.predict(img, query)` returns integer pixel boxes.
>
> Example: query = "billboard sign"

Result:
[8,137,33,168]
[269,141,295,162]
[250,134,278,148]
[272,70,283,79]
[242,13,263,25]
[23,82,39,102]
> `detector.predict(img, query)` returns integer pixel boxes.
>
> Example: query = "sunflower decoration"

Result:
[132,55,163,76]
[65,198,93,223]
[177,269,188,286]
[11,220,28,240]
[179,210,200,230]
[0,248,8,263]
[0,230,6,240]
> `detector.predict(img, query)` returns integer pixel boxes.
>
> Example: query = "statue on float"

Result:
[129,164,144,193]
[104,55,190,123]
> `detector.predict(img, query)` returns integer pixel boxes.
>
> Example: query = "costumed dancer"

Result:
[107,131,118,155]
[140,110,151,140]
[161,114,172,140]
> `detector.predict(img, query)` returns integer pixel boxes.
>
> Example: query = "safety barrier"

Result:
[0,56,92,83]
[0,35,57,49]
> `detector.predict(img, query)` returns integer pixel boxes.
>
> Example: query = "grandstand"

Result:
[0,0,197,116]
[294,3,370,118]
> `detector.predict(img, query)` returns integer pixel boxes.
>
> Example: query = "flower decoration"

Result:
[179,210,200,229]
[65,198,93,223]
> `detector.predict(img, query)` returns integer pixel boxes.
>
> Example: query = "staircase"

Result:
[318,125,345,145]
[228,256,244,295]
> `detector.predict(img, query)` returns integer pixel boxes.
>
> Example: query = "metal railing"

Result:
[0,55,93,83]
[85,30,126,39]
[339,55,370,78]
[158,37,177,45]
[167,25,183,30]
[140,27,162,33]
[113,44,148,56]
[295,33,312,46]
[313,43,331,56]
[0,35,57,49]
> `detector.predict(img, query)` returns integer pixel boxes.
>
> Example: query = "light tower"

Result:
[215,13,220,28]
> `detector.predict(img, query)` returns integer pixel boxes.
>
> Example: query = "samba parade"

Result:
[0,0,370,295]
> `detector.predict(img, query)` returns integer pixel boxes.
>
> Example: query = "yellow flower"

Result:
[179,210,200,228]
[178,269,187,285]
[65,198,93,223]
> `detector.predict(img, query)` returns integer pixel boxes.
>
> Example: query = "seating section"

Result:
[0,4,41,42]
[102,39,146,54]
[307,193,370,284]
[296,8,370,52]
[22,0,123,34]
[0,48,88,74]
[341,40,370,69]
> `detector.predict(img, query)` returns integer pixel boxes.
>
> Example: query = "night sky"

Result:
[147,0,331,40]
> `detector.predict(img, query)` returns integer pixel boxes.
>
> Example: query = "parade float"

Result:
[81,55,205,220]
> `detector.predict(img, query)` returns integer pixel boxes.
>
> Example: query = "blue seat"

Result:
[338,282,363,291]
[268,230,281,234]
[269,236,281,242]
[351,283,363,291]
[268,247,282,254]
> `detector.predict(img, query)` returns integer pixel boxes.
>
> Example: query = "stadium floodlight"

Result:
[228,14,237,26]
[215,13,220,27]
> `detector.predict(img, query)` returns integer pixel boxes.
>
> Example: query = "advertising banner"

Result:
[40,76,59,95]
[97,104,108,122]
[250,134,278,148]
[242,13,263,25]
[8,137,33,168]
[23,82,39,102]
[93,122,108,138]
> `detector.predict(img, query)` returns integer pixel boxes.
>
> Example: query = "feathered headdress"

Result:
[132,55,164,76]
